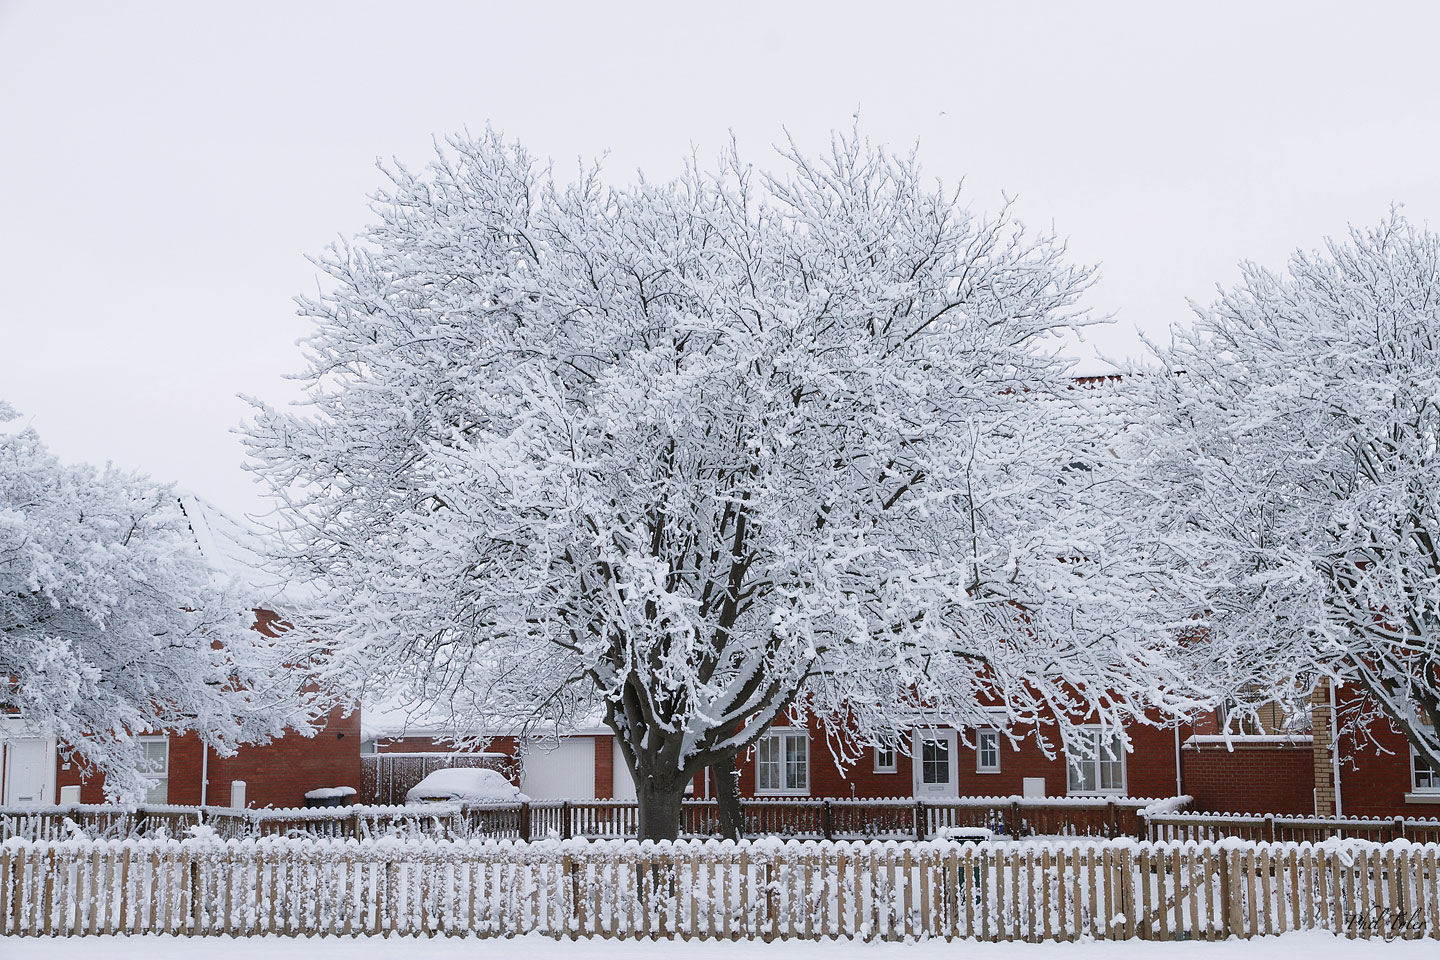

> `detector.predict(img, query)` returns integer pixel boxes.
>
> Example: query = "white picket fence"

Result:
[2,836,1438,941]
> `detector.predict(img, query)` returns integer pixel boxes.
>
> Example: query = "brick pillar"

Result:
[1311,681,1337,816]
[593,735,613,800]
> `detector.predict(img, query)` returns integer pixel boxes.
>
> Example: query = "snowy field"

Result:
[0,932,1431,959]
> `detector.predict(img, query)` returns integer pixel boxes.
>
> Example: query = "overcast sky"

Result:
[3,2,1438,516]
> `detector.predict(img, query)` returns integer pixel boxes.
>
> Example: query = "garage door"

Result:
[519,737,595,800]
[612,738,637,801]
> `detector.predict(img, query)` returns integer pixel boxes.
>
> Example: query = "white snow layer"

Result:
[302,786,357,800]
[405,767,528,803]
[0,930,1418,958]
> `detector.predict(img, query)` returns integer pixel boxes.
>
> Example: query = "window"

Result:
[756,730,808,794]
[1413,747,1440,793]
[920,736,951,785]
[874,744,897,773]
[976,729,1001,773]
[138,737,169,804]
[1066,728,1125,795]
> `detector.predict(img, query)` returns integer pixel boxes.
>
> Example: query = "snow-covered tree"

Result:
[1132,212,1440,771]
[246,128,1195,838]
[0,404,313,799]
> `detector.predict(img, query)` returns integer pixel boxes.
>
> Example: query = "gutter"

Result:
[1330,682,1343,817]
[200,743,209,807]
[1174,726,1183,796]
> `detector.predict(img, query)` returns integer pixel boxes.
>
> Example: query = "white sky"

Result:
[3,1,1438,516]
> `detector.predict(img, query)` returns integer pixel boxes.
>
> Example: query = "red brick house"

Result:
[364,706,1226,806]
[1308,680,1440,819]
[6,495,1432,819]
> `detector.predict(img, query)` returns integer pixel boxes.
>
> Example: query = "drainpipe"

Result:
[1329,683,1343,817]
[200,743,209,807]
[1173,726,1183,797]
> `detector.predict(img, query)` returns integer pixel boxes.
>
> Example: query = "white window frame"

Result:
[755,728,809,796]
[912,728,959,798]
[976,728,1001,774]
[1066,726,1127,796]
[138,736,169,805]
[873,743,897,774]
[1413,745,1440,794]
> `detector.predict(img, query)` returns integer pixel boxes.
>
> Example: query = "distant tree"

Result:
[1133,212,1440,771]
[246,128,1195,838]
[0,404,312,799]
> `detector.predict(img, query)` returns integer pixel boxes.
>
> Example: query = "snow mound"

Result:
[405,768,528,804]
[303,786,357,800]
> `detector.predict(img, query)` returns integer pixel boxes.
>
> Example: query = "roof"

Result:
[360,697,612,742]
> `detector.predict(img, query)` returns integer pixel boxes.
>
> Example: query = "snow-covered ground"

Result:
[0,932,1427,959]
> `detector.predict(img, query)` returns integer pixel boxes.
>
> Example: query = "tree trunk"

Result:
[635,775,686,841]
[712,754,744,841]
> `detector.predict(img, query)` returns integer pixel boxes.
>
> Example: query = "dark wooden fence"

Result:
[1146,812,1440,844]
[0,796,1170,843]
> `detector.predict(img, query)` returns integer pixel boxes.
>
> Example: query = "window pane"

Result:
[144,778,168,805]
[1068,760,1096,793]
[922,737,949,784]
[139,740,167,775]
[876,746,895,770]
[785,735,808,790]
[1099,734,1124,791]
[758,736,779,791]
[1415,750,1436,791]
[978,732,999,770]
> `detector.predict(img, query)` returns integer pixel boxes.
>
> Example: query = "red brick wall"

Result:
[57,705,361,809]
[594,735,614,799]
[55,607,367,808]
[1180,742,1315,815]
[206,703,362,809]
[1332,687,1425,818]
[58,733,207,805]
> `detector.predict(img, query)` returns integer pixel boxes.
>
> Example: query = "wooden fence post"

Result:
[1107,801,1118,839]
[561,801,572,841]
[914,801,926,842]
[1265,814,1276,844]
[822,801,833,842]
[1220,848,1241,937]
[189,857,200,933]
[1394,816,1407,842]
[1010,801,1024,839]
[519,802,531,843]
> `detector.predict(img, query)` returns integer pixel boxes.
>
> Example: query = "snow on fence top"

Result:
[1183,734,1314,748]
[1,832,1433,859]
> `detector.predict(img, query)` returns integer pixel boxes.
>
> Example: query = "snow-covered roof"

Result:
[361,696,611,742]
[177,493,318,611]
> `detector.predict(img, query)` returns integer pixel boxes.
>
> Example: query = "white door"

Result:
[5,738,50,804]
[519,737,596,800]
[611,738,637,801]
[912,729,958,799]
